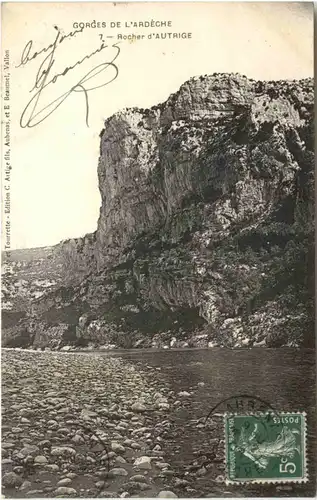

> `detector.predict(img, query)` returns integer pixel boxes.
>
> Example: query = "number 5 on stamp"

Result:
[224,412,307,483]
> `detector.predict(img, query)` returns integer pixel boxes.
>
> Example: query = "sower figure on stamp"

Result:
[237,423,300,470]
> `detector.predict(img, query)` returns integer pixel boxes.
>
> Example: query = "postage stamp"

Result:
[224,412,307,483]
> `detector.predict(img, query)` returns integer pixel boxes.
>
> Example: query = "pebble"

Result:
[20,480,32,490]
[160,470,174,477]
[2,442,15,449]
[45,464,60,472]
[131,402,147,413]
[66,472,77,479]
[174,478,189,487]
[34,455,48,464]
[157,402,170,410]
[13,466,24,474]
[81,409,98,420]
[71,434,84,444]
[154,392,164,400]
[215,474,225,483]
[95,481,106,489]
[157,491,178,498]
[156,462,170,469]
[2,459,13,465]
[130,474,148,483]
[57,478,72,486]
[54,486,77,496]
[121,481,150,493]
[130,442,142,449]
[19,444,39,457]
[133,456,152,470]
[110,467,128,476]
[38,440,51,448]
[2,471,23,488]
[178,391,191,397]
[19,409,35,417]
[111,441,126,453]
[123,438,133,446]
[47,420,59,429]
[253,339,266,347]
[51,446,76,457]
[196,466,207,476]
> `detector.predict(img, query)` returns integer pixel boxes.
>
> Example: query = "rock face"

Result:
[2,73,314,349]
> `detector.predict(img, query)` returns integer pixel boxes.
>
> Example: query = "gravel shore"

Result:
[1,350,179,498]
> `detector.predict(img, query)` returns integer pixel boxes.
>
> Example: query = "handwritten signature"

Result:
[17,26,120,128]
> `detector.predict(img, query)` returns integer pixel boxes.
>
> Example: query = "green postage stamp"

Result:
[224,412,307,483]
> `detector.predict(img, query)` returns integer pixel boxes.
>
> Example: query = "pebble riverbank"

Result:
[3,347,315,499]
[2,350,182,498]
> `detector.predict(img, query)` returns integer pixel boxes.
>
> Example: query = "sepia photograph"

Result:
[1,2,315,498]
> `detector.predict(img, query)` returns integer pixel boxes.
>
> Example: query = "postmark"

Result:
[224,412,308,484]
[204,394,279,422]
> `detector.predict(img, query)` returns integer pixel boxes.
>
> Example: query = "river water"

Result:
[101,347,316,497]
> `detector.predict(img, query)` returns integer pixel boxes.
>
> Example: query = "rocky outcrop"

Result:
[2,73,314,349]
[95,74,313,267]
[55,233,97,284]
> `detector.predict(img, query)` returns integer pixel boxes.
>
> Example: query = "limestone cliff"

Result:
[2,74,314,349]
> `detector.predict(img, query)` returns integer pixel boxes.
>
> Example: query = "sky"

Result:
[1,2,314,250]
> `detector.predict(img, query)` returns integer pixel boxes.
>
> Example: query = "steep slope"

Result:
[2,74,314,349]
[2,247,63,345]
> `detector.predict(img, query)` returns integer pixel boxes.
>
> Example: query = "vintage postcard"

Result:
[1,2,315,498]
